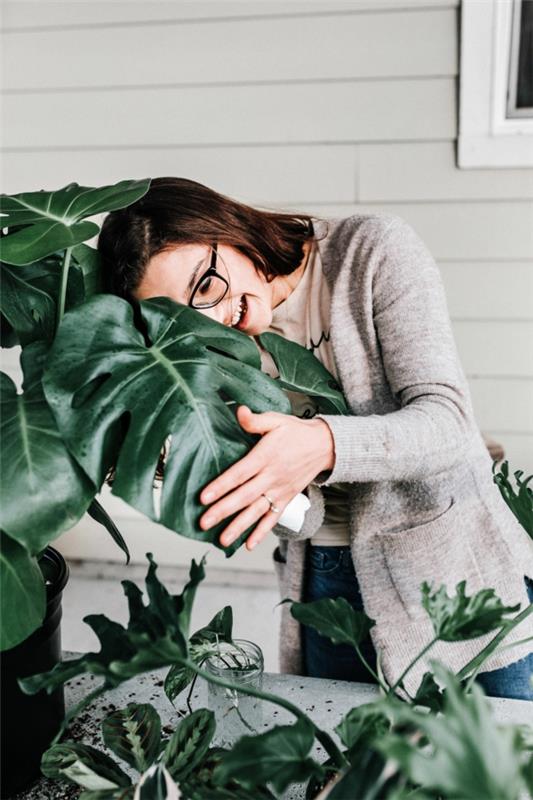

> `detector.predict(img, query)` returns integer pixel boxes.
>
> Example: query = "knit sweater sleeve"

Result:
[313,216,474,485]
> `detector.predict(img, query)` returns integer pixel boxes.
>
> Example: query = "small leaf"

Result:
[215,717,320,794]
[163,708,215,781]
[258,331,349,414]
[164,663,196,703]
[335,703,390,753]
[290,596,375,650]
[421,580,521,641]
[41,742,131,791]
[87,499,130,564]
[411,671,445,712]
[135,764,180,800]
[493,460,533,539]
[102,703,161,773]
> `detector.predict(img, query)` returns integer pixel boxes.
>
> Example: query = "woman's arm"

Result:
[314,216,474,485]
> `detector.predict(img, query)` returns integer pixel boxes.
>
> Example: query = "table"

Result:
[15,665,533,799]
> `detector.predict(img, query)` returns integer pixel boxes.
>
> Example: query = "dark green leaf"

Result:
[0,343,94,553]
[137,764,180,799]
[335,703,390,753]
[164,663,196,703]
[88,499,130,564]
[411,671,445,712]
[0,179,150,265]
[378,661,527,800]
[325,747,390,800]
[258,331,349,414]
[163,708,215,781]
[72,243,104,297]
[216,717,320,794]
[43,295,291,553]
[79,789,134,800]
[20,555,204,700]
[290,596,375,650]
[41,742,131,790]
[102,703,161,773]
[0,530,46,650]
[421,580,521,641]
[179,748,276,800]
[493,460,533,539]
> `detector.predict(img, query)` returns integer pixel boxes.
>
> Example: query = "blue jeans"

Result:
[303,545,533,701]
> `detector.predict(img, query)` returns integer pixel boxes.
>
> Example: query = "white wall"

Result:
[2,0,532,570]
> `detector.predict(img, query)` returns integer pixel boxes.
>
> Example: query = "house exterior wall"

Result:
[2,1,532,570]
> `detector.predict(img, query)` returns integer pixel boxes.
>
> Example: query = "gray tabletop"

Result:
[15,665,533,799]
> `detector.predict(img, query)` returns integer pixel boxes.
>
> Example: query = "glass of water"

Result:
[205,639,264,747]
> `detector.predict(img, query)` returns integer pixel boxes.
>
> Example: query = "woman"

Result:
[98,177,533,700]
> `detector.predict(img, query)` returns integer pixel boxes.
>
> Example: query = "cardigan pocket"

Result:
[378,497,495,622]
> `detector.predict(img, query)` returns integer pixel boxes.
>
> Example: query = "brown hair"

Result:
[98,176,319,300]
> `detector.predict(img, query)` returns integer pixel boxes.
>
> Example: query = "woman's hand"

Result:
[199,405,335,551]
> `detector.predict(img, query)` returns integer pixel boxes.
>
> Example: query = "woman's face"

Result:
[134,243,277,336]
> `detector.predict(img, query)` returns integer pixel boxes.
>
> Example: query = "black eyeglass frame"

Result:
[188,243,230,310]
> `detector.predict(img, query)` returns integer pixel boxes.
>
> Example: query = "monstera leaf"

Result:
[0,342,94,553]
[0,246,102,346]
[43,295,291,552]
[0,530,46,651]
[257,331,348,414]
[0,179,150,265]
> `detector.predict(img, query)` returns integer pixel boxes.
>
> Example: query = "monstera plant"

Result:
[0,178,347,652]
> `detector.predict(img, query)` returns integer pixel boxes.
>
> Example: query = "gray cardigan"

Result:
[272,214,533,698]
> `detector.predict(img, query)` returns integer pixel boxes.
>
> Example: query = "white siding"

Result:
[2,0,532,569]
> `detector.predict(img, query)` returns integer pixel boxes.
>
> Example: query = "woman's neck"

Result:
[271,240,313,309]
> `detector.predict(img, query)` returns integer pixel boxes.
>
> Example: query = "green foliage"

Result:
[378,662,530,800]
[289,596,375,650]
[421,579,521,641]
[0,180,150,265]
[42,294,291,553]
[164,607,233,702]
[0,342,94,554]
[102,703,162,773]
[20,554,204,701]
[257,331,349,414]
[163,709,216,781]
[493,460,533,539]
[215,717,322,794]
[335,703,391,754]
[0,530,46,650]
[41,741,131,791]
[87,499,130,565]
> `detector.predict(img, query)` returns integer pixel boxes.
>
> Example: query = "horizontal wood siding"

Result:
[2,0,531,568]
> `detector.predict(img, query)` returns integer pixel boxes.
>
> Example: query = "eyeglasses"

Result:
[188,243,230,309]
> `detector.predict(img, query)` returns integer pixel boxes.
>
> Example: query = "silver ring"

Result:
[261,492,280,514]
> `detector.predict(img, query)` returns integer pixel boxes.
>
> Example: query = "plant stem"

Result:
[354,644,389,693]
[56,246,73,332]
[186,660,348,770]
[389,637,439,695]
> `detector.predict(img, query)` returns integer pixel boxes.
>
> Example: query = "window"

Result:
[459,0,533,168]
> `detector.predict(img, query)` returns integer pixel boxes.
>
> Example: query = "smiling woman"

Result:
[97,176,533,701]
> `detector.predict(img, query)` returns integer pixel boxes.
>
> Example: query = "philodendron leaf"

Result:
[41,742,131,791]
[163,708,216,781]
[215,717,321,794]
[377,661,527,800]
[411,671,445,713]
[0,179,150,265]
[165,606,233,702]
[421,580,521,641]
[179,748,277,800]
[0,530,46,651]
[493,460,533,539]
[43,294,291,553]
[102,703,161,773]
[20,555,204,706]
[0,342,94,553]
[257,331,349,415]
[335,702,391,754]
[88,499,130,564]
[290,596,375,650]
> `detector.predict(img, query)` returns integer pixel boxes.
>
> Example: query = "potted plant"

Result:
[0,178,347,796]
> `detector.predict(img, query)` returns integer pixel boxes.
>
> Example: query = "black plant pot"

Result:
[0,547,69,798]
